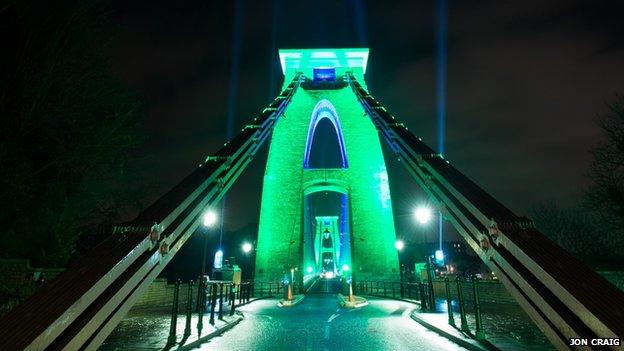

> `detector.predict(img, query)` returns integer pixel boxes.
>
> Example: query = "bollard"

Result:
[429,281,435,311]
[195,280,202,312]
[419,282,428,311]
[167,280,181,345]
[456,276,469,332]
[197,282,205,334]
[245,282,251,303]
[218,283,224,320]
[426,257,435,311]
[230,284,236,316]
[209,284,217,325]
[239,283,243,305]
[183,281,194,337]
[471,275,486,340]
[444,277,456,327]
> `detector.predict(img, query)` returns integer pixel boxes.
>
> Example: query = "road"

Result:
[199,295,467,351]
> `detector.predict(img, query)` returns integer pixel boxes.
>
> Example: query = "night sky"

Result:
[110,0,624,252]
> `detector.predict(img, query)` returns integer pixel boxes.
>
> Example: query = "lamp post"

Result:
[395,240,405,297]
[241,241,255,281]
[414,205,443,311]
[200,210,217,278]
[413,205,445,269]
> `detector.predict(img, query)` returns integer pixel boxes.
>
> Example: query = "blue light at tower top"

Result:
[313,67,336,81]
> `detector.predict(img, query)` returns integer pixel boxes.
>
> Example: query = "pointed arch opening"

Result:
[303,99,349,169]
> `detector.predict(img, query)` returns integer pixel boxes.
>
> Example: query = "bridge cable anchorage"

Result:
[346,71,624,348]
[0,72,303,351]
[149,223,163,250]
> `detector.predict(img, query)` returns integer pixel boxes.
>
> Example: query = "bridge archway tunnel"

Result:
[302,184,352,285]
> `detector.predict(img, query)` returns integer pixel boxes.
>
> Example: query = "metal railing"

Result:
[166,280,255,346]
[355,280,432,308]
[356,276,486,341]
[253,281,302,297]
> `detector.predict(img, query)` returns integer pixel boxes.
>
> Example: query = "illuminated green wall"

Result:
[255,49,399,283]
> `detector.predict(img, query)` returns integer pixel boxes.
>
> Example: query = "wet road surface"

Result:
[198,295,467,351]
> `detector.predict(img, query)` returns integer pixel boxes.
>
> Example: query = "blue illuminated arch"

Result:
[303,99,349,168]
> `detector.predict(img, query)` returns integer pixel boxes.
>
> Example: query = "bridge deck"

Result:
[200,296,468,350]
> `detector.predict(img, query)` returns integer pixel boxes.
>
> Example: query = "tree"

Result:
[529,202,606,263]
[0,1,146,267]
[529,97,624,268]
[586,96,624,235]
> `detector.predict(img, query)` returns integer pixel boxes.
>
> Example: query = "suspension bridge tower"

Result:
[254,49,400,284]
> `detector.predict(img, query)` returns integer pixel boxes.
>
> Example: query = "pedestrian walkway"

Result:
[100,310,242,351]
[409,298,555,351]
[411,311,490,351]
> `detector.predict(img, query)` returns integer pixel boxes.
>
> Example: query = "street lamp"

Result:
[203,210,217,227]
[395,239,405,297]
[414,206,433,224]
[200,209,217,278]
[242,242,252,253]
[241,241,256,281]
[414,204,445,266]
[394,240,405,251]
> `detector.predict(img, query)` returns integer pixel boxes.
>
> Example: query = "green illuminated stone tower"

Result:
[255,48,399,283]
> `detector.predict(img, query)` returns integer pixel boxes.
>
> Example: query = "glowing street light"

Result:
[414,206,433,224]
[342,264,350,272]
[394,240,405,251]
[200,209,217,277]
[242,242,253,253]
[306,266,313,274]
[202,210,217,227]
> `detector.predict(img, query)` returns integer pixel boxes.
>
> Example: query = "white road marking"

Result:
[324,325,330,340]
[327,313,340,323]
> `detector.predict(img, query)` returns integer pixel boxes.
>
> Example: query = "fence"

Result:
[166,279,256,346]
[356,276,487,340]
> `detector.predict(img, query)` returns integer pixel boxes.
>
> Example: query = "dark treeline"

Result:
[0,0,147,267]
[530,96,624,268]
